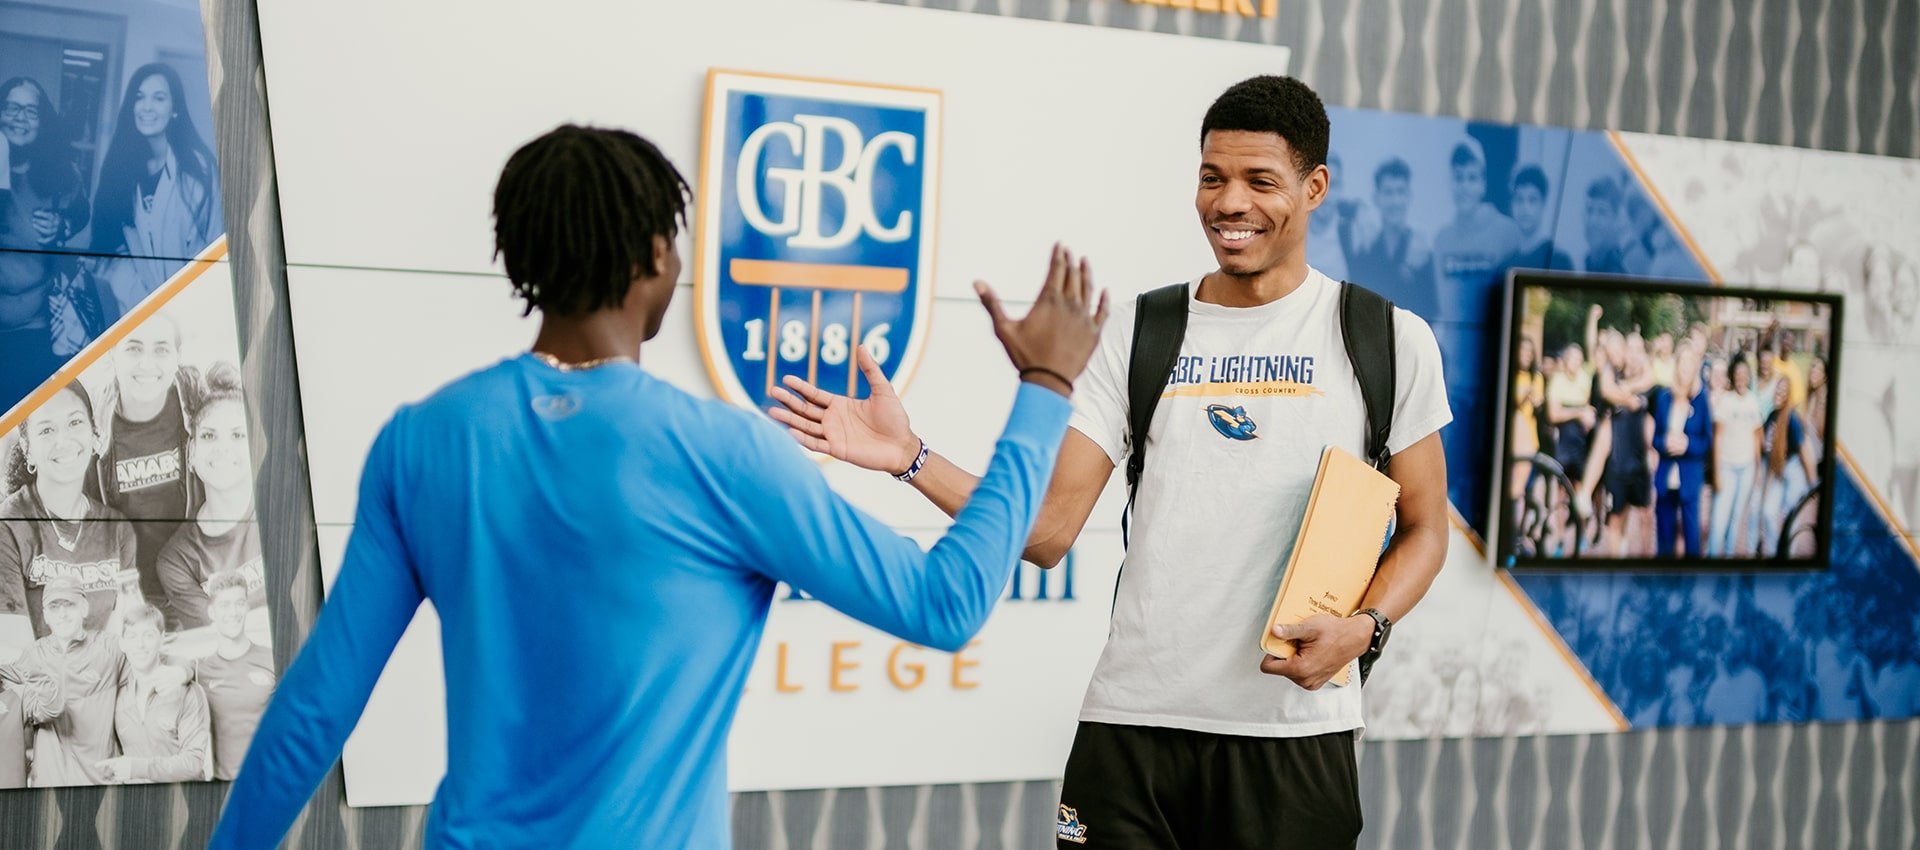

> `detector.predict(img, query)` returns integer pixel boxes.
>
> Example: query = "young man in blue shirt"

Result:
[209,125,1107,849]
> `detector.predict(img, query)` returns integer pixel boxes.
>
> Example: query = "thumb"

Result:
[974,281,1012,330]
[855,345,893,396]
[1271,621,1309,642]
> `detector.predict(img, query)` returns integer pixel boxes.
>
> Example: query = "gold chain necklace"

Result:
[530,351,635,371]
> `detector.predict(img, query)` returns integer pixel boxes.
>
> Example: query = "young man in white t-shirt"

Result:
[771,76,1452,848]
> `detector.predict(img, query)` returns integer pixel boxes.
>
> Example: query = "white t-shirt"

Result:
[1068,268,1452,738]
[1713,389,1763,467]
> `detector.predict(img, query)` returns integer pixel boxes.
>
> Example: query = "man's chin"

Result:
[1215,256,1266,278]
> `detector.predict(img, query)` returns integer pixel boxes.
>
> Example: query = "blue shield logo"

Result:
[696,71,941,413]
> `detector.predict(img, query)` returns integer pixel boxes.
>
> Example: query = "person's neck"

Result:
[147,135,169,167]
[35,478,87,520]
[217,633,252,660]
[120,386,168,422]
[531,313,645,366]
[1196,260,1310,309]
[198,484,252,532]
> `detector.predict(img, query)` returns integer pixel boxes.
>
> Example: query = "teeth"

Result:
[1222,230,1255,240]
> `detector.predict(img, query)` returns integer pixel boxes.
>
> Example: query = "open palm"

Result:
[769,346,921,474]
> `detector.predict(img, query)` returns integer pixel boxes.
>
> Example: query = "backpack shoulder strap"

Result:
[1125,282,1191,497]
[1339,281,1398,471]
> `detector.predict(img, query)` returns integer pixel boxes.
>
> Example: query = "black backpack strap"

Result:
[1339,281,1397,472]
[1123,283,1191,546]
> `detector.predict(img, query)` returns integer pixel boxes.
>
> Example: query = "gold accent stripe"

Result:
[731,259,909,293]
[1450,508,1632,732]
[1159,381,1324,399]
[1,239,229,432]
[1609,131,1723,284]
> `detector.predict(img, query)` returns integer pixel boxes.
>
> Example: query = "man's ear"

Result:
[1303,164,1330,211]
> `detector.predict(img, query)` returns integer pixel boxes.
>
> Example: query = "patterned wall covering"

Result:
[858,0,1919,159]
[3,0,1912,847]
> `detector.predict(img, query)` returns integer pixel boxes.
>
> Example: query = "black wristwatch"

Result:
[1355,608,1392,683]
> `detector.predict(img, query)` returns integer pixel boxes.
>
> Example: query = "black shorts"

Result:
[1606,464,1654,508]
[1056,722,1361,849]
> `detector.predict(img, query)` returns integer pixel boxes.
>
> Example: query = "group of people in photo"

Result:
[2,60,222,412]
[1510,297,1831,560]
[0,312,269,788]
[1310,139,1699,322]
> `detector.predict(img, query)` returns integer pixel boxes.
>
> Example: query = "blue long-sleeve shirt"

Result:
[209,355,1071,849]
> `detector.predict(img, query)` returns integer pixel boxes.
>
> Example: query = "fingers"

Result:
[1062,253,1084,309]
[974,281,1012,331]
[768,385,821,420]
[787,428,830,454]
[1093,289,1111,328]
[1039,243,1068,304]
[1258,654,1327,691]
[767,405,826,439]
[781,374,836,408]
[1074,257,1092,307]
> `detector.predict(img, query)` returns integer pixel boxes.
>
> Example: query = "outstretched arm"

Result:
[742,245,1108,646]
[771,247,1115,569]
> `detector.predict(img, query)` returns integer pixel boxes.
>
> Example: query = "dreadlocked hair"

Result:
[492,125,690,317]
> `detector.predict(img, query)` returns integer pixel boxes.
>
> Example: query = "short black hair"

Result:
[1199,75,1329,174]
[1511,164,1550,197]
[493,125,690,316]
[1586,176,1622,208]
[1374,156,1412,187]
[1449,140,1484,169]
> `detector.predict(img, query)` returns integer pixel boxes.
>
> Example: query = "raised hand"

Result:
[769,347,921,475]
[974,243,1110,393]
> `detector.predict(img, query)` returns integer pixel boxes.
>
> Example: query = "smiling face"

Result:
[22,388,97,486]
[1195,130,1324,280]
[43,596,83,642]
[1375,174,1411,229]
[190,399,251,493]
[122,618,163,672]
[113,317,181,407]
[1511,182,1546,237]
[209,585,249,639]
[132,73,175,139]
[2,83,43,149]
[1584,197,1618,248]
[1450,160,1486,215]
[1562,343,1585,374]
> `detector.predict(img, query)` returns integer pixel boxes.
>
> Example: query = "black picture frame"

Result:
[1492,269,1844,572]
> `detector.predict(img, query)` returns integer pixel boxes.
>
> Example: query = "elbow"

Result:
[1023,539,1070,571]
[925,629,974,655]
[921,610,987,654]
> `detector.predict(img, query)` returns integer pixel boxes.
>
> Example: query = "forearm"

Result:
[913,404,1069,646]
[908,425,1092,569]
[908,452,981,519]
[1357,519,1449,623]
[132,750,206,783]
[779,384,1073,651]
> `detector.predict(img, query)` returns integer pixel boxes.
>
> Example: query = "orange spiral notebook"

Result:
[1259,446,1401,687]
